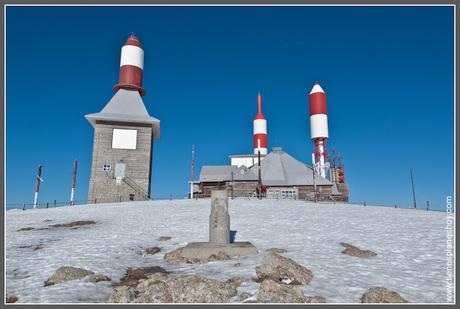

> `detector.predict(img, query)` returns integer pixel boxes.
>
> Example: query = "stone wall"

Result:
[88,120,153,203]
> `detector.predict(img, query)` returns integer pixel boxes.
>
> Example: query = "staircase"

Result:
[105,170,150,200]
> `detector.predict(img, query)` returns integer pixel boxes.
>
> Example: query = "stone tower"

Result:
[85,35,160,203]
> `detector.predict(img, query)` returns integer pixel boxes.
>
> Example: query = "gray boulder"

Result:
[85,274,112,283]
[111,274,238,303]
[306,296,327,303]
[44,266,94,286]
[257,279,307,303]
[340,242,377,258]
[266,248,288,254]
[255,253,313,285]
[360,287,409,303]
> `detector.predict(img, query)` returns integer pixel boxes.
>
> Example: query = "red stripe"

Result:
[125,35,142,48]
[253,134,267,148]
[254,113,265,120]
[309,92,327,115]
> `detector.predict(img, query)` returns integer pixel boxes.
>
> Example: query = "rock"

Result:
[85,274,112,283]
[158,236,172,241]
[109,286,136,303]
[50,220,96,228]
[226,276,244,288]
[164,247,201,264]
[6,295,18,303]
[340,242,377,257]
[136,276,237,303]
[255,253,313,285]
[237,292,253,302]
[360,287,409,303]
[18,244,43,251]
[111,275,238,303]
[115,266,168,288]
[266,248,288,254]
[17,227,34,232]
[305,296,327,303]
[257,279,307,303]
[44,266,94,286]
[145,247,161,255]
[233,263,241,267]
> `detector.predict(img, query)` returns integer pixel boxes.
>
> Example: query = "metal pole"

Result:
[258,150,262,199]
[46,202,49,209]
[22,203,25,211]
[33,165,43,209]
[312,165,317,203]
[410,169,417,209]
[426,200,429,210]
[190,144,195,199]
[70,160,77,206]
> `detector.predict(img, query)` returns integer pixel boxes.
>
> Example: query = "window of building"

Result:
[112,129,137,149]
[103,164,112,171]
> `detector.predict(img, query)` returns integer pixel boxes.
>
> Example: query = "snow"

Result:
[5,199,453,303]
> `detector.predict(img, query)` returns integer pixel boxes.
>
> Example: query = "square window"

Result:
[103,164,112,171]
[112,129,137,149]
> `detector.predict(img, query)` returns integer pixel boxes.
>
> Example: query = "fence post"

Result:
[54,200,56,207]
[94,198,97,204]
[363,202,366,207]
[394,204,397,208]
[46,202,49,209]
[169,193,172,201]
[22,203,25,211]
[426,201,429,211]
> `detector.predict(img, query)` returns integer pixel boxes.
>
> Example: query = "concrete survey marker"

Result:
[165,190,257,263]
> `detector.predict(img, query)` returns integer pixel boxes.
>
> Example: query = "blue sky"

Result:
[6,6,454,210]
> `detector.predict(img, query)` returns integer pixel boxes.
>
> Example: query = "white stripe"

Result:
[120,45,144,69]
[310,114,329,139]
[254,147,268,155]
[253,119,267,134]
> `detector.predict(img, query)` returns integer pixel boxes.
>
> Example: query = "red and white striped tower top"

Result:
[114,34,146,96]
[309,83,328,140]
[253,92,268,155]
[309,83,329,178]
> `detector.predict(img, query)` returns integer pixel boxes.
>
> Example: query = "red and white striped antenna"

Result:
[70,160,78,206]
[309,83,330,178]
[33,165,43,209]
[253,92,268,155]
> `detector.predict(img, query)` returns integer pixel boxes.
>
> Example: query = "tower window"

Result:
[103,164,112,171]
[112,129,137,149]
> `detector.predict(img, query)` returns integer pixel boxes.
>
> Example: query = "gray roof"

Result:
[85,89,160,139]
[200,148,332,186]
[200,165,258,182]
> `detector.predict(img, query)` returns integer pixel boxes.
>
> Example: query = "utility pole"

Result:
[190,144,195,199]
[70,160,78,206]
[410,169,417,209]
[33,165,43,209]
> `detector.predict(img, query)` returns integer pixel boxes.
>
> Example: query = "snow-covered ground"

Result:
[5,199,453,303]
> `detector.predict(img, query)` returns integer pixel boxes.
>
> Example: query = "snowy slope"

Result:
[5,199,453,303]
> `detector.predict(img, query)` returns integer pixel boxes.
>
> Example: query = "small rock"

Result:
[226,276,244,288]
[85,274,112,283]
[257,279,306,303]
[233,263,241,267]
[255,253,313,285]
[115,266,168,288]
[158,236,172,241]
[340,242,377,258]
[266,248,288,254]
[50,220,96,229]
[237,292,253,302]
[361,287,409,303]
[109,286,135,303]
[44,266,94,286]
[305,296,327,303]
[16,227,34,232]
[6,295,18,303]
[145,247,161,255]
[164,247,201,264]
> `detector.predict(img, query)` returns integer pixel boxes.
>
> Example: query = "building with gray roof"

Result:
[197,147,348,201]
